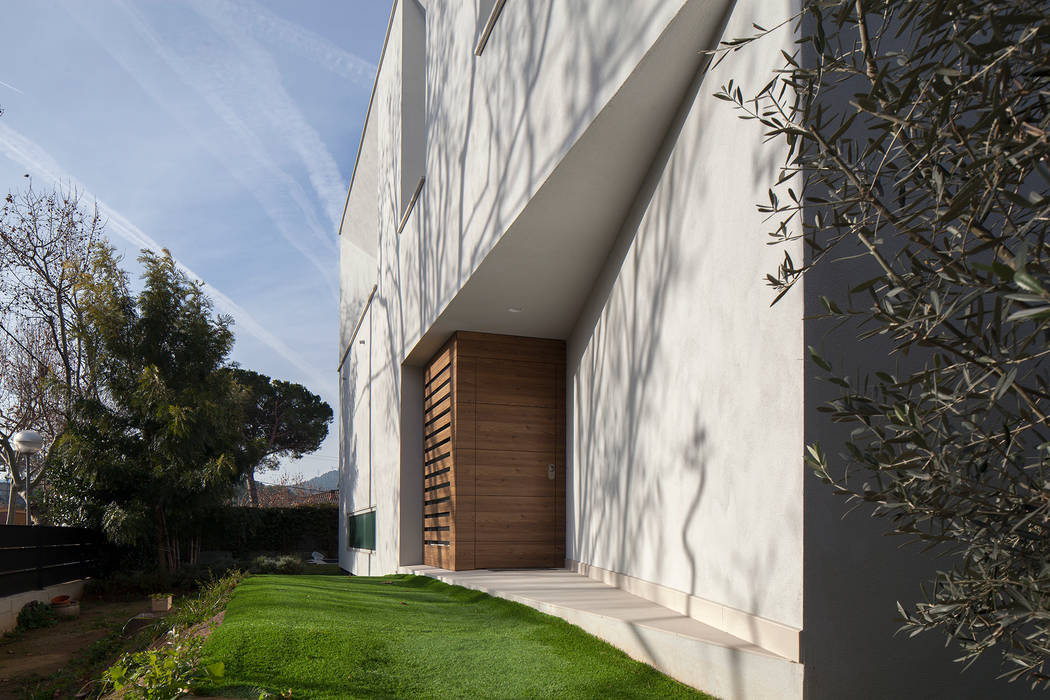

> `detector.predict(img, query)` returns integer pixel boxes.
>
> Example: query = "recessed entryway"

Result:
[423,331,565,570]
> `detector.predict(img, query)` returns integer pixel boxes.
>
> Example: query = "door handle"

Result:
[547,464,556,481]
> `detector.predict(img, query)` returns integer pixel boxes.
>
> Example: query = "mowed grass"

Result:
[198,574,714,699]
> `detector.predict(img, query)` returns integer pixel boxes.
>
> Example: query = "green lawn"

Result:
[198,573,714,699]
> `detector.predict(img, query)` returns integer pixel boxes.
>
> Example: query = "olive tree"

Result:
[717,0,1050,686]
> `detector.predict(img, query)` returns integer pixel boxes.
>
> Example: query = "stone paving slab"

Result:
[401,565,804,700]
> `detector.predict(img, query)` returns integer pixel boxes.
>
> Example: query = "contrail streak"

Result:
[69,0,341,293]
[0,122,330,392]
[216,0,376,87]
[0,80,25,95]
[188,0,350,230]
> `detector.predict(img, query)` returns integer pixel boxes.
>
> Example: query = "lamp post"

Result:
[11,430,43,525]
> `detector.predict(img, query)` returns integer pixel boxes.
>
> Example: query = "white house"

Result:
[337,2,1036,698]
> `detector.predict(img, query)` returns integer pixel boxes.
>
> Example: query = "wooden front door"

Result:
[423,332,565,570]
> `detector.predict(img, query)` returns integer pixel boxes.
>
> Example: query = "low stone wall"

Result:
[0,580,86,634]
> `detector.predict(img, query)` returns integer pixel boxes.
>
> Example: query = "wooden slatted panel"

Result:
[423,423,453,452]
[423,344,455,559]
[424,372,452,411]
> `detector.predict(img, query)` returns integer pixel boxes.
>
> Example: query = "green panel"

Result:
[348,511,376,551]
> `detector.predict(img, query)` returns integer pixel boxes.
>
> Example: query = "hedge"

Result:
[202,504,338,557]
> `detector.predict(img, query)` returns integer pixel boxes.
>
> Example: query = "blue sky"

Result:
[0,0,392,482]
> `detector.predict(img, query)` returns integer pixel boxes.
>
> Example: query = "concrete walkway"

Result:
[401,565,803,700]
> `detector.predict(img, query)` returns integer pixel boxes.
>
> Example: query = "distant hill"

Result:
[301,470,338,491]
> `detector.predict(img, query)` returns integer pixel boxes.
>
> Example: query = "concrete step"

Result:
[401,565,803,700]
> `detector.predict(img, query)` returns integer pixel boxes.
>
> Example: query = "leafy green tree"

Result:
[717,0,1050,685]
[228,367,332,507]
[49,246,245,571]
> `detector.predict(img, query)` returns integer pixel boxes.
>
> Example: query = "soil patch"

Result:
[183,612,224,642]
[0,598,148,699]
[145,611,225,652]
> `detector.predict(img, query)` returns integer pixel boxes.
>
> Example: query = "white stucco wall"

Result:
[395,0,703,354]
[566,0,804,631]
[339,114,378,355]
[343,0,806,629]
[339,304,377,575]
[341,0,726,576]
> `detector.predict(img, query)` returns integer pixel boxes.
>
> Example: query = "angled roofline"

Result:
[338,0,399,236]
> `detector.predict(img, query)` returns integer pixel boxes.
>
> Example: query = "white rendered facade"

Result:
[337,2,1036,698]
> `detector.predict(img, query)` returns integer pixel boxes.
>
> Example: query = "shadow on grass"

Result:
[198,574,714,700]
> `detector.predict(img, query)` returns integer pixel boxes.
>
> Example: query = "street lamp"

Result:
[11,430,43,525]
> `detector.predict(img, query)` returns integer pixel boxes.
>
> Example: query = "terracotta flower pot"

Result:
[52,598,79,618]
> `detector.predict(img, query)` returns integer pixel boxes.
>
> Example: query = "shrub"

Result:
[250,555,303,575]
[102,635,224,700]
[17,600,56,631]
[85,560,243,598]
[164,570,243,633]
[202,504,337,556]
[100,571,239,699]
[84,569,169,598]
[169,561,240,591]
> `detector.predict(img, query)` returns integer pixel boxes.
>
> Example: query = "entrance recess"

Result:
[423,331,565,570]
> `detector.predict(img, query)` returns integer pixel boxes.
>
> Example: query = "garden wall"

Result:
[0,580,85,634]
